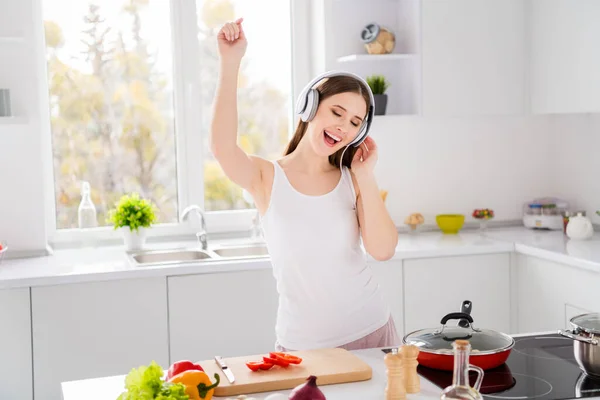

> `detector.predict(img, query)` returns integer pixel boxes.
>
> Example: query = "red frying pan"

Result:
[402,312,515,371]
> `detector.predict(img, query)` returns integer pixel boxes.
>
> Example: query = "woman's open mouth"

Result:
[323,130,342,147]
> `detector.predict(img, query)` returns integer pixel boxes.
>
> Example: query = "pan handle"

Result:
[559,329,599,345]
[459,300,473,328]
[441,312,474,326]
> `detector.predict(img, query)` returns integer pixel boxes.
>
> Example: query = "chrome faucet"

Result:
[180,205,208,250]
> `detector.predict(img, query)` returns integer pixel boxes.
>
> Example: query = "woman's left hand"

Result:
[351,136,378,176]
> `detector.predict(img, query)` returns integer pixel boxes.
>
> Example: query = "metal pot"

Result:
[559,312,600,378]
[403,312,515,371]
[576,372,600,398]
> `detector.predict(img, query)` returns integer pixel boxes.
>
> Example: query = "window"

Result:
[196,0,293,212]
[41,0,301,241]
[42,0,178,230]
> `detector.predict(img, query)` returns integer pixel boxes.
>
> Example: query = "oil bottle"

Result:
[440,340,484,400]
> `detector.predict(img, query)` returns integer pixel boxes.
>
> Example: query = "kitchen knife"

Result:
[214,356,235,383]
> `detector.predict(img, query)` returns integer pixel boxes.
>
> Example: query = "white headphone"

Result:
[295,70,375,148]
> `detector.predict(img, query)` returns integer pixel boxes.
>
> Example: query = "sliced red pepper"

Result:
[246,360,274,371]
[269,352,303,365]
[264,355,289,368]
[246,361,263,372]
[259,362,274,370]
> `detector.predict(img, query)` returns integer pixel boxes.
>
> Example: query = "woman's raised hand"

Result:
[217,18,247,63]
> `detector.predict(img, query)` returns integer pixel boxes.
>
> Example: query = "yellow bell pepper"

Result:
[168,370,220,400]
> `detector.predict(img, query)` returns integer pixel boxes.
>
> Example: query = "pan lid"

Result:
[403,312,515,355]
[571,313,600,335]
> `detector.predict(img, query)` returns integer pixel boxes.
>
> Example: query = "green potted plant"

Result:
[108,193,157,251]
[366,74,390,115]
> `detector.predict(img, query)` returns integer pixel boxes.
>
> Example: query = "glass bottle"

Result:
[78,181,97,229]
[440,340,484,400]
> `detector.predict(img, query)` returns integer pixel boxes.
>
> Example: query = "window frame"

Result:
[41,0,312,246]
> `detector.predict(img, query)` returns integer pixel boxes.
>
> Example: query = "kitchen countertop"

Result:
[60,331,599,400]
[1,227,599,290]
[59,346,447,400]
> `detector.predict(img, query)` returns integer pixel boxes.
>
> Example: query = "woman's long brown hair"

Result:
[284,76,371,169]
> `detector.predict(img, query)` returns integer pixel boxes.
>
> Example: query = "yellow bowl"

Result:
[436,214,465,234]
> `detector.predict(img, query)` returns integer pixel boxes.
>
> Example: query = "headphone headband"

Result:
[295,70,375,147]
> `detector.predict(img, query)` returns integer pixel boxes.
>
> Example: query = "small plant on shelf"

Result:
[366,74,390,95]
[366,74,390,116]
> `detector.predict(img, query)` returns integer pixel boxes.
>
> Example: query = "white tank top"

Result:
[260,160,391,350]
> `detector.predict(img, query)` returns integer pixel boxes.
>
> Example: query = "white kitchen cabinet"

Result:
[530,0,600,114]
[32,278,169,400]
[421,0,526,116]
[516,254,600,334]
[403,253,511,335]
[371,259,404,338]
[0,288,33,400]
[168,268,279,362]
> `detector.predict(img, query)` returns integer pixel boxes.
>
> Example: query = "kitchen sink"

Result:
[130,249,215,266]
[211,243,269,258]
[127,242,269,267]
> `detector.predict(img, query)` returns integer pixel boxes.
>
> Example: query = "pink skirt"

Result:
[275,316,401,352]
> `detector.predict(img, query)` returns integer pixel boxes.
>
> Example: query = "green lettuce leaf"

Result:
[116,361,189,400]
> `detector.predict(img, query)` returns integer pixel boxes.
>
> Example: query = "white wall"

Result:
[549,114,600,220]
[370,115,557,227]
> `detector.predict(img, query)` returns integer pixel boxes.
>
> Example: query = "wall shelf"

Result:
[337,53,416,63]
[312,0,422,115]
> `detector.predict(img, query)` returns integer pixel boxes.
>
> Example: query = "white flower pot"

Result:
[122,227,148,251]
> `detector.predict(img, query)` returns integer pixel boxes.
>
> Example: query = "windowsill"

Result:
[48,228,254,251]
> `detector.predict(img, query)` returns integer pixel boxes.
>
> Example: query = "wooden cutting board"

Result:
[199,348,372,397]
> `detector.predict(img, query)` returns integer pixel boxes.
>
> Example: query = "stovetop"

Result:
[387,333,600,400]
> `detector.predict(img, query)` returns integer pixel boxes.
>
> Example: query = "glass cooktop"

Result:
[385,333,600,400]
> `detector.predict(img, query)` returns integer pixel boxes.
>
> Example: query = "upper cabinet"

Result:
[530,0,600,114]
[312,0,600,117]
[421,0,527,116]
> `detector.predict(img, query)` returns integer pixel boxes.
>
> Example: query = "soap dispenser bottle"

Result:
[78,181,97,229]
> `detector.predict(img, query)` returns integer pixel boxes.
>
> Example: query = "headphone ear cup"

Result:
[350,105,373,147]
[350,126,366,147]
[301,89,319,122]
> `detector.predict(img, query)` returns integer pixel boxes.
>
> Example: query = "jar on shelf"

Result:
[361,23,396,55]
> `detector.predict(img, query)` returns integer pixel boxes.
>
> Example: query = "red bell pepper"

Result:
[166,360,204,381]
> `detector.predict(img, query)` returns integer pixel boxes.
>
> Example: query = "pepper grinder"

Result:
[385,348,406,400]
[400,344,421,393]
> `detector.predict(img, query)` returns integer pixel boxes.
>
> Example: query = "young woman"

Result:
[211,18,400,351]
